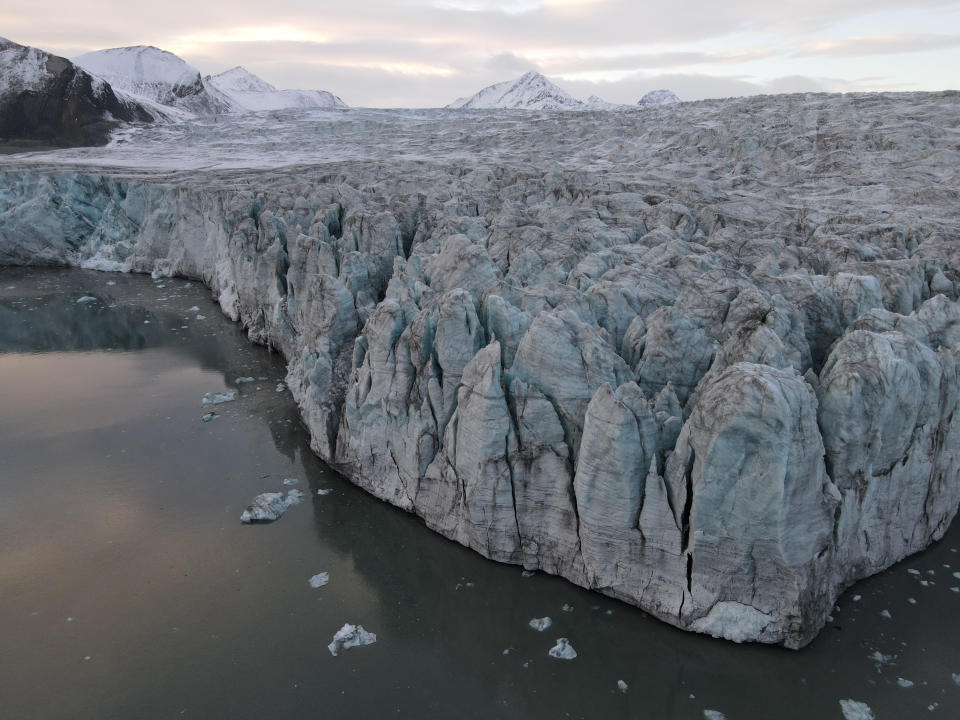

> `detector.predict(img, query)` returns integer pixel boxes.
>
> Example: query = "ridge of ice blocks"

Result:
[1,92,959,648]
[240,489,304,523]
[548,638,577,660]
[327,623,377,656]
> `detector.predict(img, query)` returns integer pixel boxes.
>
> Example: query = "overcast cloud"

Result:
[3,0,959,106]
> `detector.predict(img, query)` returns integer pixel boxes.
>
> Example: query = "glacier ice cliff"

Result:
[2,92,959,647]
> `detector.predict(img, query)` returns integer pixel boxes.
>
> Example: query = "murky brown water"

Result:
[1,267,958,720]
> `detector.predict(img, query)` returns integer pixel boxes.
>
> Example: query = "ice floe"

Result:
[529,617,552,632]
[839,699,875,720]
[548,638,577,660]
[308,572,329,588]
[240,489,304,523]
[202,391,236,405]
[327,623,377,656]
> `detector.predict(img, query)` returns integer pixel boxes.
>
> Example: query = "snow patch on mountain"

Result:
[447,71,584,110]
[205,67,347,112]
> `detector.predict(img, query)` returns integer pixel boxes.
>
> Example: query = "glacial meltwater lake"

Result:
[1,267,958,720]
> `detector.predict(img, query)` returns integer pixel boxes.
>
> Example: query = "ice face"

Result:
[1,92,959,649]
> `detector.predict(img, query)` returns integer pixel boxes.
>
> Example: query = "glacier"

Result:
[1,91,959,648]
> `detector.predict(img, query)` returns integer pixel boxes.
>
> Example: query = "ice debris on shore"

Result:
[240,489,304,523]
[548,638,577,660]
[327,623,377,656]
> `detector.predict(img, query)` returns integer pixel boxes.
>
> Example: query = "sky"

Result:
[3,0,960,107]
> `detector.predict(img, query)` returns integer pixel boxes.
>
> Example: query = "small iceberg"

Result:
[201,412,217,423]
[240,489,304,523]
[839,699,874,720]
[548,638,577,660]
[617,680,628,693]
[308,572,330,588]
[202,391,236,405]
[328,623,377,656]
[529,617,552,632]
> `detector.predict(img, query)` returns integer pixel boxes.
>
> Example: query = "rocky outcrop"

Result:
[1,90,958,647]
[0,38,153,149]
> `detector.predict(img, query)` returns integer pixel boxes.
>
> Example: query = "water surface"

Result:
[1,268,958,719]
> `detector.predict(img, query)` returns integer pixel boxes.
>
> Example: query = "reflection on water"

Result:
[1,267,958,720]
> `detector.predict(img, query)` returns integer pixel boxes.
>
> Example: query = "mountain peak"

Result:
[638,89,680,106]
[447,71,583,110]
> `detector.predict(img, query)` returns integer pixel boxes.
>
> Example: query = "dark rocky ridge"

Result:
[0,38,153,150]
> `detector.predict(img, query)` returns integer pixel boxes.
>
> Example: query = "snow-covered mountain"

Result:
[74,46,232,116]
[447,71,584,110]
[0,37,153,147]
[638,89,680,107]
[205,67,347,112]
[582,95,630,111]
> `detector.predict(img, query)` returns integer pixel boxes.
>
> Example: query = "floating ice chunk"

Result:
[308,572,329,588]
[151,269,163,280]
[548,638,577,660]
[282,478,299,486]
[617,680,628,693]
[195,314,206,320]
[953,672,960,686]
[869,651,893,665]
[561,604,574,612]
[928,703,938,712]
[880,610,892,619]
[907,598,917,605]
[106,281,115,286]
[896,677,914,688]
[951,587,959,593]
[187,306,200,312]
[317,488,332,496]
[276,383,286,392]
[202,391,236,405]
[201,412,217,422]
[327,623,377,656]
[908,569,920,575]
[953,572,960,580]
[236,376,255,384]
[529,617,552,632]
[839,699,874,720]
[852,595,862,602]
[703,711,726,720]
[521,570,535,577]
[76,296,98,304]
[240,489,304,523]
